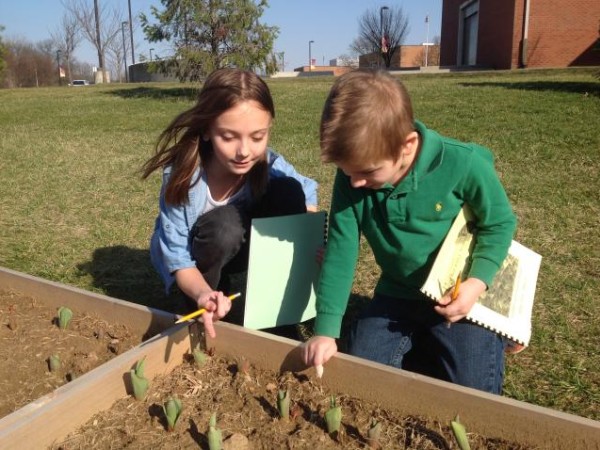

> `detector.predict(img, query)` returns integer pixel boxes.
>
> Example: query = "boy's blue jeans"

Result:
[348,293,505,394]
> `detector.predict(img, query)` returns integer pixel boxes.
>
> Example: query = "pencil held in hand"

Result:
[451,275,461,302]
[175,293,241,324]
[446,275,461,329]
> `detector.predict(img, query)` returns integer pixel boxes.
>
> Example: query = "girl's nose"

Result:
[236,140,250,158]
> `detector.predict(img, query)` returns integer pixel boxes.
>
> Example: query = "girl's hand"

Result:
[301,336,337,367]
[434,277,486,324]
[196,291,233,338]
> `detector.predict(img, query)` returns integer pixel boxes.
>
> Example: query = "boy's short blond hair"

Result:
[320,70,414,165]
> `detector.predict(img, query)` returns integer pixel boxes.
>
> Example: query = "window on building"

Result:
[459,0,479,66]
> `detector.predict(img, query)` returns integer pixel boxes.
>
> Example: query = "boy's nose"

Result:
[350,177,367,188]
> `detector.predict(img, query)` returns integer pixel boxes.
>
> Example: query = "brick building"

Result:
[359,45,441,69]
[440,0,600,69]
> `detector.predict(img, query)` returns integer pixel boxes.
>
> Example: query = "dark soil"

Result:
[0,289,140,419]
[54,350,533,450]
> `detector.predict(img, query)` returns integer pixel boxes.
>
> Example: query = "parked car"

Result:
[70,80,90,86]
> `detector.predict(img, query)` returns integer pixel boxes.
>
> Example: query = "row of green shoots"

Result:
[47,307,470,449]
[129,347,471,450]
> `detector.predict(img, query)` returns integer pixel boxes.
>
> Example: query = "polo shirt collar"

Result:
[391,120,444,194]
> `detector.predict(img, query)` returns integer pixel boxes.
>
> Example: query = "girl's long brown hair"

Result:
[141,68,275,206]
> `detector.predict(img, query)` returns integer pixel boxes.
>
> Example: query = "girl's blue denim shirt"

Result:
[150,149,318,293]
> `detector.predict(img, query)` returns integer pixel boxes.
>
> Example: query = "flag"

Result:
[425,15,429,23]
[381,35,389,53]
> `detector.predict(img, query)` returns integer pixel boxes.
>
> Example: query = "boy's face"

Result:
[337,156,407,190]
[336,131,419,190]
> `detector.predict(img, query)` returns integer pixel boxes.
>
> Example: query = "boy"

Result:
[301,70,516,394]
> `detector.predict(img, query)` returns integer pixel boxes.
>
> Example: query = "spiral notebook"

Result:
[420,206,542,346]
[243,211,327,330]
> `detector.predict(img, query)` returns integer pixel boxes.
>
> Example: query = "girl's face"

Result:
[205,100,272,176]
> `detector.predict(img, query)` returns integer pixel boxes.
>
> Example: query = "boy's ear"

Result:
[401,131,420,156]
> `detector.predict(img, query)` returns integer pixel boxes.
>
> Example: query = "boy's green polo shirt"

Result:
[315,121,517,338]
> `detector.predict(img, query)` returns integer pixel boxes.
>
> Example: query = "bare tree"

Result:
[50,13,81,84]
[36,39,55,56]
[0,26,6,85]
[355,6,410,68]
[104,26,131,83]
[70,59,94,80]
[62,0,124,83]
[3,38,55,87]
[349,36,378,57]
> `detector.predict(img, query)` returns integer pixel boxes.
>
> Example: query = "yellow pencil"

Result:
[175,292,241,324]
[451,274,461,302]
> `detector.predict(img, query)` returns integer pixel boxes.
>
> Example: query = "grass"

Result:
[0,67,598,420]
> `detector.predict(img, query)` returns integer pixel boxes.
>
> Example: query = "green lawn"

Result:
[0,68,598,420]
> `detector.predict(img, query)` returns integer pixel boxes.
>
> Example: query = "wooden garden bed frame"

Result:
[0,266,598,449]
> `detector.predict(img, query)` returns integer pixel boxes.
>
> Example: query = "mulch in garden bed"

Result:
[0,289,140,419]
[54,348,533,450]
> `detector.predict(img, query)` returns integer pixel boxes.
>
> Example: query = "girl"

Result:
[142,68,318,339]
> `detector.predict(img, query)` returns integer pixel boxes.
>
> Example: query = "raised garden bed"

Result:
[54,349,532,449]
[0,266,599,449]
[0,266,176,447]
[0,288,142,419]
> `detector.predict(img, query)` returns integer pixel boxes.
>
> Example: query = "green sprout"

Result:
[57,306,73,330]
[451,414,471,450]
[367,417,382,449]
[130,357,149,400]
[163,396,183,432]
[48,354,61,372]
[207,412,222,450]
[192,346,207,368]
[277,389,290,420]
[324,395,342,435]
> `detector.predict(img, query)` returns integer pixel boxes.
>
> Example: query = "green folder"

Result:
[243,211,326,330]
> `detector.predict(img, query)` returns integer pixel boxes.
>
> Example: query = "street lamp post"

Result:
[380,6,389,68]
[121,21,129,82]
[56,49,62,86]
[127,0,135,65]
[308,40,314,72]
[149,48,154,62]
[424,15,431,67]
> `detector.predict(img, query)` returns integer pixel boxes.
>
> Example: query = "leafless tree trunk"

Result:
[93,0,104,82]
[61,0,123,83]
